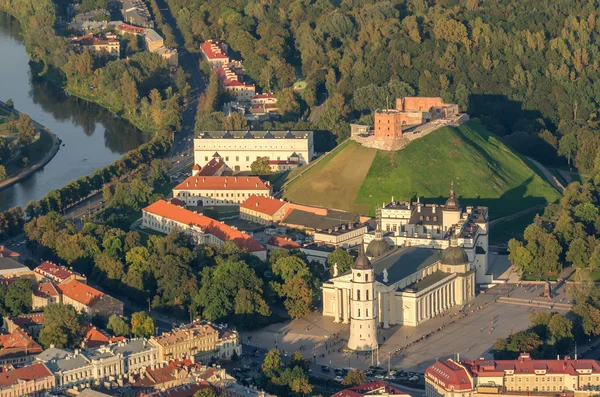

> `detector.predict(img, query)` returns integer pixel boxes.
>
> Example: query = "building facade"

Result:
[194,130,314,173]
[426,354,600,397]
[240,195,288,225]
[322,236,475,336]
[142,200,266,260]
[200,40,230,68]
[362,184,490,284]
[0,363,55,397]
[172,176,272,206]
[56,280,124,320]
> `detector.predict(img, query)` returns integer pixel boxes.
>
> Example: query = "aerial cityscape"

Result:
[0,0,599,397]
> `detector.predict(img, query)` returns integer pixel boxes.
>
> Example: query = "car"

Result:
[386,375,397,381]
[389,370,397,376]
[321,366,330,372]
[374,374,385,379]
[409,375,419,383]
[365,370,374,377]
[334,376,344,382]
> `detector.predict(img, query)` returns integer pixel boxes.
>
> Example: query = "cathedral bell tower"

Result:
[348,245,378,351]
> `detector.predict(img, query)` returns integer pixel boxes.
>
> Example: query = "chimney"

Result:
[433,205,436,213]
[255,202,259,207]
[235,177,238,182]
[202,178,205,182]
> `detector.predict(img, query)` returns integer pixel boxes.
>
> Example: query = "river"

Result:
[0,12,150,212]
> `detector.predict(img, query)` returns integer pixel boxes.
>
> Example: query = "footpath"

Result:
[0,101,61,191]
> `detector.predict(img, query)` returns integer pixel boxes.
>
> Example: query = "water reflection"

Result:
[0,12,150,210]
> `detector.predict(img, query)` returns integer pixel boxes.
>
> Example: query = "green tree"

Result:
[131,311,155,338]
[121,71,139,116]
[0,165,6,181]
[4,278,32,315]
[223,112,248,131]
[16,113,36,146]
[107,314,130,336]
[262,349,283,379]
[250,157,272,176]
[342,369,367,386]
[39,304,85,348]
[280,276,312,318]
[327,248,353,276]
[548,314,573,342]
[5,98,14,108]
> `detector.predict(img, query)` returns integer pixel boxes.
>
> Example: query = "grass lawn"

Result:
[355,120,561,217]
[489,209,543,245]
[589,269,600,282]
[284,140,377,214]
[0,108,11,136]
[521,273,559,281]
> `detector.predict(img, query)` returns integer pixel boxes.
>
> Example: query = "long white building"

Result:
[172,175,272,206]
[194,130,314,173]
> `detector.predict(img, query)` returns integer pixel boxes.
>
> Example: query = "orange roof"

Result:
[200,40,228,60]
[142,382,213,397]
[174,175,270,191]
[0,328,43,353]
[192,164,201,171]
[82,325,125,349]
[240,195,287,216]
[267,236,300,249]
[35,282,59,297]
[57,280,105,306]
[333,382,409,397]
[251,93,276,99]
[143,200,265,252]
[0,363,53,387]
[0,246,18,257]
[34,261,77,283]
[426,359,473,391]
[196,158,225,176]
[117,23,146,34]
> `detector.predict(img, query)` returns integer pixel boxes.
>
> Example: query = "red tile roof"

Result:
[57,280,105,306]
[82,325,125,349]
[34,282,59,297]
[332,381,409,397]
[463,354,600,377]
[141,382,212,397]
[267,236,300,249]
[240,195,286,216]
[0,328,43,354]
[34,261,76,283]
[196,158,225,176]
[426,359,474,391]
[143,200,265,253]
[192,164,201,171]
[174,176,270,191]
[0,246,19,258]
[0,363,53,387]
[251,93,276,99]
[117,23,146,34]
[9,313,45,328]
[200,40,228,60]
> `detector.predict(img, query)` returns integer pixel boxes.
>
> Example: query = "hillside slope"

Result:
[284,120,561,219]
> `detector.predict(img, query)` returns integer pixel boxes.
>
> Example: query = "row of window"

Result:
[509,376,564,383]
[203,155,298,162]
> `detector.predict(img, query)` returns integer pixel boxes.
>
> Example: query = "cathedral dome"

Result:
[366,238,391,258]
[445,181,460,209]
[441,237,469,266]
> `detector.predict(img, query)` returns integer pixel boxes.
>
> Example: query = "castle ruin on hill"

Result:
[351,96,469,151]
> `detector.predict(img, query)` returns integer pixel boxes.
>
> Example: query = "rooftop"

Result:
[267,236,300,249]
[174,175,270,191]
[143,28,163,42]
[0,363,53,387]
[143,200,265,253]
[0,245,18,258]
[401,270,451,293]
[371,246,441,285]
[195,158,226,176]
[200,40,228,60]
[332,381,409,397]
[195,130,312,140]
[143,382,212,397]
[34,261,80,283]
[57,280,108,306]
[0,257,29,273]
[240,195,287,216]
[282,208,360,231]
[426,359,473,391]
[152,321,219,347]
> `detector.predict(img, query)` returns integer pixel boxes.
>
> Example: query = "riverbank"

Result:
[0,7,157,135]
[0,101,61,191]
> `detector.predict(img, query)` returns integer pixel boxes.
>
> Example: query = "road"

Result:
[525,156,565,193]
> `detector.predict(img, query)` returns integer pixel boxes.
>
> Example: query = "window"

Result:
[357,290,361,301]
[226,157,229,161]
[246,156,250,161]
[366,290,369,300]
[205,156,208,161]
[366,309,369,317]
[236,156,239,161]
[358,309,361,317]
[366,274,369,282]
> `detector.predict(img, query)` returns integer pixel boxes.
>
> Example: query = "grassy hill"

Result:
[283,120,561,219]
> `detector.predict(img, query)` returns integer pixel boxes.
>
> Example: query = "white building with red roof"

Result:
[142,200,266,260]
[34,261,86,284]
[0,363,55,396]
[172,175,271,206]
[240,195,288,225]
[192,158,226,177]
[332,381,410,397]
[57,280,124,320]
[200,40,230,68]
[426,354,600,397]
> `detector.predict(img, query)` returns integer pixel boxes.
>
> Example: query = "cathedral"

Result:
[322,185,483,351]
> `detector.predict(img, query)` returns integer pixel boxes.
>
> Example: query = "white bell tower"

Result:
[348,246,378,351]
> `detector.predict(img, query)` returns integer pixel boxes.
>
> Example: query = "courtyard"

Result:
[244,282,571,373]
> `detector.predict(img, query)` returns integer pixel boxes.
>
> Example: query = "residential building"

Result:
[0,246,18,258]
[116,23,146,35]
[362,184,490,283]
[313,223,369,248]
[172,175,272,206]
[142,200,266,260]
[332,381,410,397]
[150,321,241,363]
[200,40,230,68]
[240,195,288,225]
[143,29,164,52]
[121,0,154,28]
[0,363,55,397]
[130,363,192,395]
[215,380,276,397]
[0,257,31,278]
[216,62,256,102]
[251,93,277,106]
[191,158,226,177]
[322,236,475,345]
[34,261,86,284]
[32,282,60,310]
[425,354,600,397]
[194,130,314,173]
[81,325,125,349]
[266,236,300,251]
[3,312,45,339]
[57,280,124,320]
[299,243,336,265]
[156,46,178,66]
[0,327,44,366]
[35,339,158,389]
[71,34,120,57]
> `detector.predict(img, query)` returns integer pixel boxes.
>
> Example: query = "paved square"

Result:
[244,283,571,372]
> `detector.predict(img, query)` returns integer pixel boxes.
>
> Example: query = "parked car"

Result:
[334,376,344,382]
[321,366,330,372]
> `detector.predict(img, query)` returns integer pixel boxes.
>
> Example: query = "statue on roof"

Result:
[383,268,388,283]
[333,263,339,277]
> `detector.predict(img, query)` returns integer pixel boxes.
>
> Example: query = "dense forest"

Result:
[166,0,600,168]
